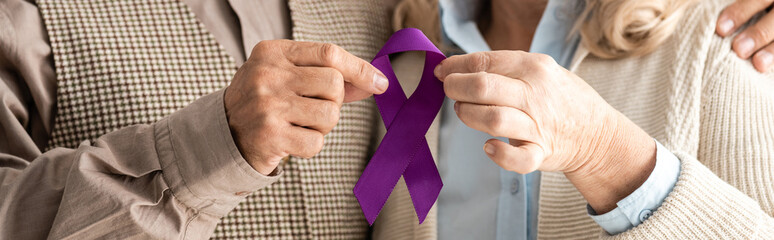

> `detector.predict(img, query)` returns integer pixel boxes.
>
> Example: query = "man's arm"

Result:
[1,89,280,239]
[1,1,279,237]
[0,0,388,238]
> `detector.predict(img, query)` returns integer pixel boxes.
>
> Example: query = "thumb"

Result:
[484,139,544,174]
[319,44,389,98]
[343,83,377,102]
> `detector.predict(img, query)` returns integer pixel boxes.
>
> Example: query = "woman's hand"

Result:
[434,51,657,213]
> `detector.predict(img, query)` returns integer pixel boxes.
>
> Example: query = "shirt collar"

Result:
[439,0,490,53]
[439,0,584,68]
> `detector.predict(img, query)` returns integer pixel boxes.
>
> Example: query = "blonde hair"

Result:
[578,0,700,59]
[393,0,700,59]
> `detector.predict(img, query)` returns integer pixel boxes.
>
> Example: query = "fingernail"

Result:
[374,73,389,93]
[758,50,774,69]
[718,19,734,35]
[434,64,443,79]
[484,143,495,155]
[736,37,755,57]
[454,101,460,112]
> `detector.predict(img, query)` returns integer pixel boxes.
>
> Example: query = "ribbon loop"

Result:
[354,28,446,225]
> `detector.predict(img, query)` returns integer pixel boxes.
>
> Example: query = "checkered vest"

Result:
[37,0,391,239]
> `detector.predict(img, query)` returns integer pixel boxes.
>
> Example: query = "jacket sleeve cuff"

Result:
[588,140,681,234]
[154,88,281,217]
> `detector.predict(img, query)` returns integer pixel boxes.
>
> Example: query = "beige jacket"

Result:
[374,0,774,238]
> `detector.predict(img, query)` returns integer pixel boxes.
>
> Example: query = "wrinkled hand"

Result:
[225,40,388,175]
[435,51,656,213]
[716,0,774,72]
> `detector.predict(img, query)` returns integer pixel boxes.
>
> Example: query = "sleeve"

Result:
[1,88,282,239]
[589,140,681,235]
[603,42,774,239]
[0,2,280,238]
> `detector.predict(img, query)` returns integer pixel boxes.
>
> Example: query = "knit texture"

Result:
[38,0,391,239]
[386,0,774,238]
[538,0,774,238]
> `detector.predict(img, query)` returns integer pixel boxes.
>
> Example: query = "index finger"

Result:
[433,51,553,81]
[278,41,389,95]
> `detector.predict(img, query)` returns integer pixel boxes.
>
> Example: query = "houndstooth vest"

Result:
[37,0,391,239]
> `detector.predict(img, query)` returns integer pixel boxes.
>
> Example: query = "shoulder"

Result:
[663,0,733,59]
[668,0,774,85]
[674,0,774,119]
[683,0,734,22]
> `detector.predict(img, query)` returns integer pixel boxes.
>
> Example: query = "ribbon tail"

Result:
[353,181,384,225]
[353,139,415,225]
[402,140,442,224]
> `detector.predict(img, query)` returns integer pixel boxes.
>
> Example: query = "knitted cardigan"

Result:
[374,0,774,238]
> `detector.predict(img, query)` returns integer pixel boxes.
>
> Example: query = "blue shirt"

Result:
[435,0,682,239]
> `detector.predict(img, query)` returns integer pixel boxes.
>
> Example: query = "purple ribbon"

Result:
[354,28,446,225]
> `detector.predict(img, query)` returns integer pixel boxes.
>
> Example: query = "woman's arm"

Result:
[433,50,659,213]
[609,38,774,239]
[432,47,774,237]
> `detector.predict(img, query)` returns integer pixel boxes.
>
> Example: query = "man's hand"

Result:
[224,40,388,175]
[716,0,774,72]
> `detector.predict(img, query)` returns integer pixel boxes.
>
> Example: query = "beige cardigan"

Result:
[373,0,774,238]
